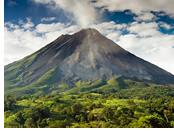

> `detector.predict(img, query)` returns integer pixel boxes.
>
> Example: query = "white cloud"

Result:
[19,17,34,29]
[44,25,80,41]
[118,34,174,74]
[94,0,174,18]
[33,0,97,28]
[4,18,80,65]
[41,17,56,22]
[133,11,159,21]
[117,22,174,74]
[91,21,126,33]
[127,22,161,37]
[4,22,20,29]
[35,22,65,33]
[159,21,174,30]
[32,0,174,31]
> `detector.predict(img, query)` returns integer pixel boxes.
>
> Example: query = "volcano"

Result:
[4,28,174,92]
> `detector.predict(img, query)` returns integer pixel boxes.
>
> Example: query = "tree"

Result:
[71,103,81,117]
[88,103,96,111]
[16,111,25,124]
[117,114,130,127]
[170,121,174,128]
[32,97,36,103]
[37,118,52,128]
[127,109,134,117]
[38,118,48,128]
[4,94,17,111]
[4,110,11,118]
[102,106,113,122]
[96,101,102,108]
[24,118,37,128]
[80,116,86,124]
[113,109,122,118]
[97,113,104,121]
[127,100,137,111]
[53,96,60,103]
[87,113,94,122]
[163,110,172,123]
[34,94,39,99]
[75,114,81,122]
[61,107,72,116]
[169,100,174,112]
[47,120,66,128]
[24,104,50,123]
[135,115,168,128]
[101,122,111,128]
[57,104,66,111]
[70,95,76,99]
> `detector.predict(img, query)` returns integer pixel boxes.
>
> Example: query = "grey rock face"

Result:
[21,28,174,84]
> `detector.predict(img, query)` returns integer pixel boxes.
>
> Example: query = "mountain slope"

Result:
[4,28,174,95]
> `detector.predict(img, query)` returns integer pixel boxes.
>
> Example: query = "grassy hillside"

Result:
[4,51,40,92]
[61,77,150,95]
[4,69,57,96]
[4,74,174,98]
[61,79,105,95]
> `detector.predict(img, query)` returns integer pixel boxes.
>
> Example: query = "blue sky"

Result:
[4,0,174,74]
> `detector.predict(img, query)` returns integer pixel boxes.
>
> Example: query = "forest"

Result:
[4,80,174,128]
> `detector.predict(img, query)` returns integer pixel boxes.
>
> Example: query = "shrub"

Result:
[46,120,66,128]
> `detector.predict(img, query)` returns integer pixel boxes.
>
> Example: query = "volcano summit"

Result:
[4,28,174,94]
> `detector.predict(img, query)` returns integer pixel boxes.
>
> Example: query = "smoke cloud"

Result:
[34,0,97,28]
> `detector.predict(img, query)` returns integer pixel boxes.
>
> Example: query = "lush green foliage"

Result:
[4,94,17,111]
[4,76,174,128]
[4,88,174,128]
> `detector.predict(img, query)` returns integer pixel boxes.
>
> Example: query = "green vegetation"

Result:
[31,69,56,87]
[4,63,174,99]
[4,52,40,94]
[4,77,174,128]
[4,53,38,81]
[4,74,174,128]
[4,68,57,96]
[61,79,105,95]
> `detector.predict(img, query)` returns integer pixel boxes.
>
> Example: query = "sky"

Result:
[4,0,174,74]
